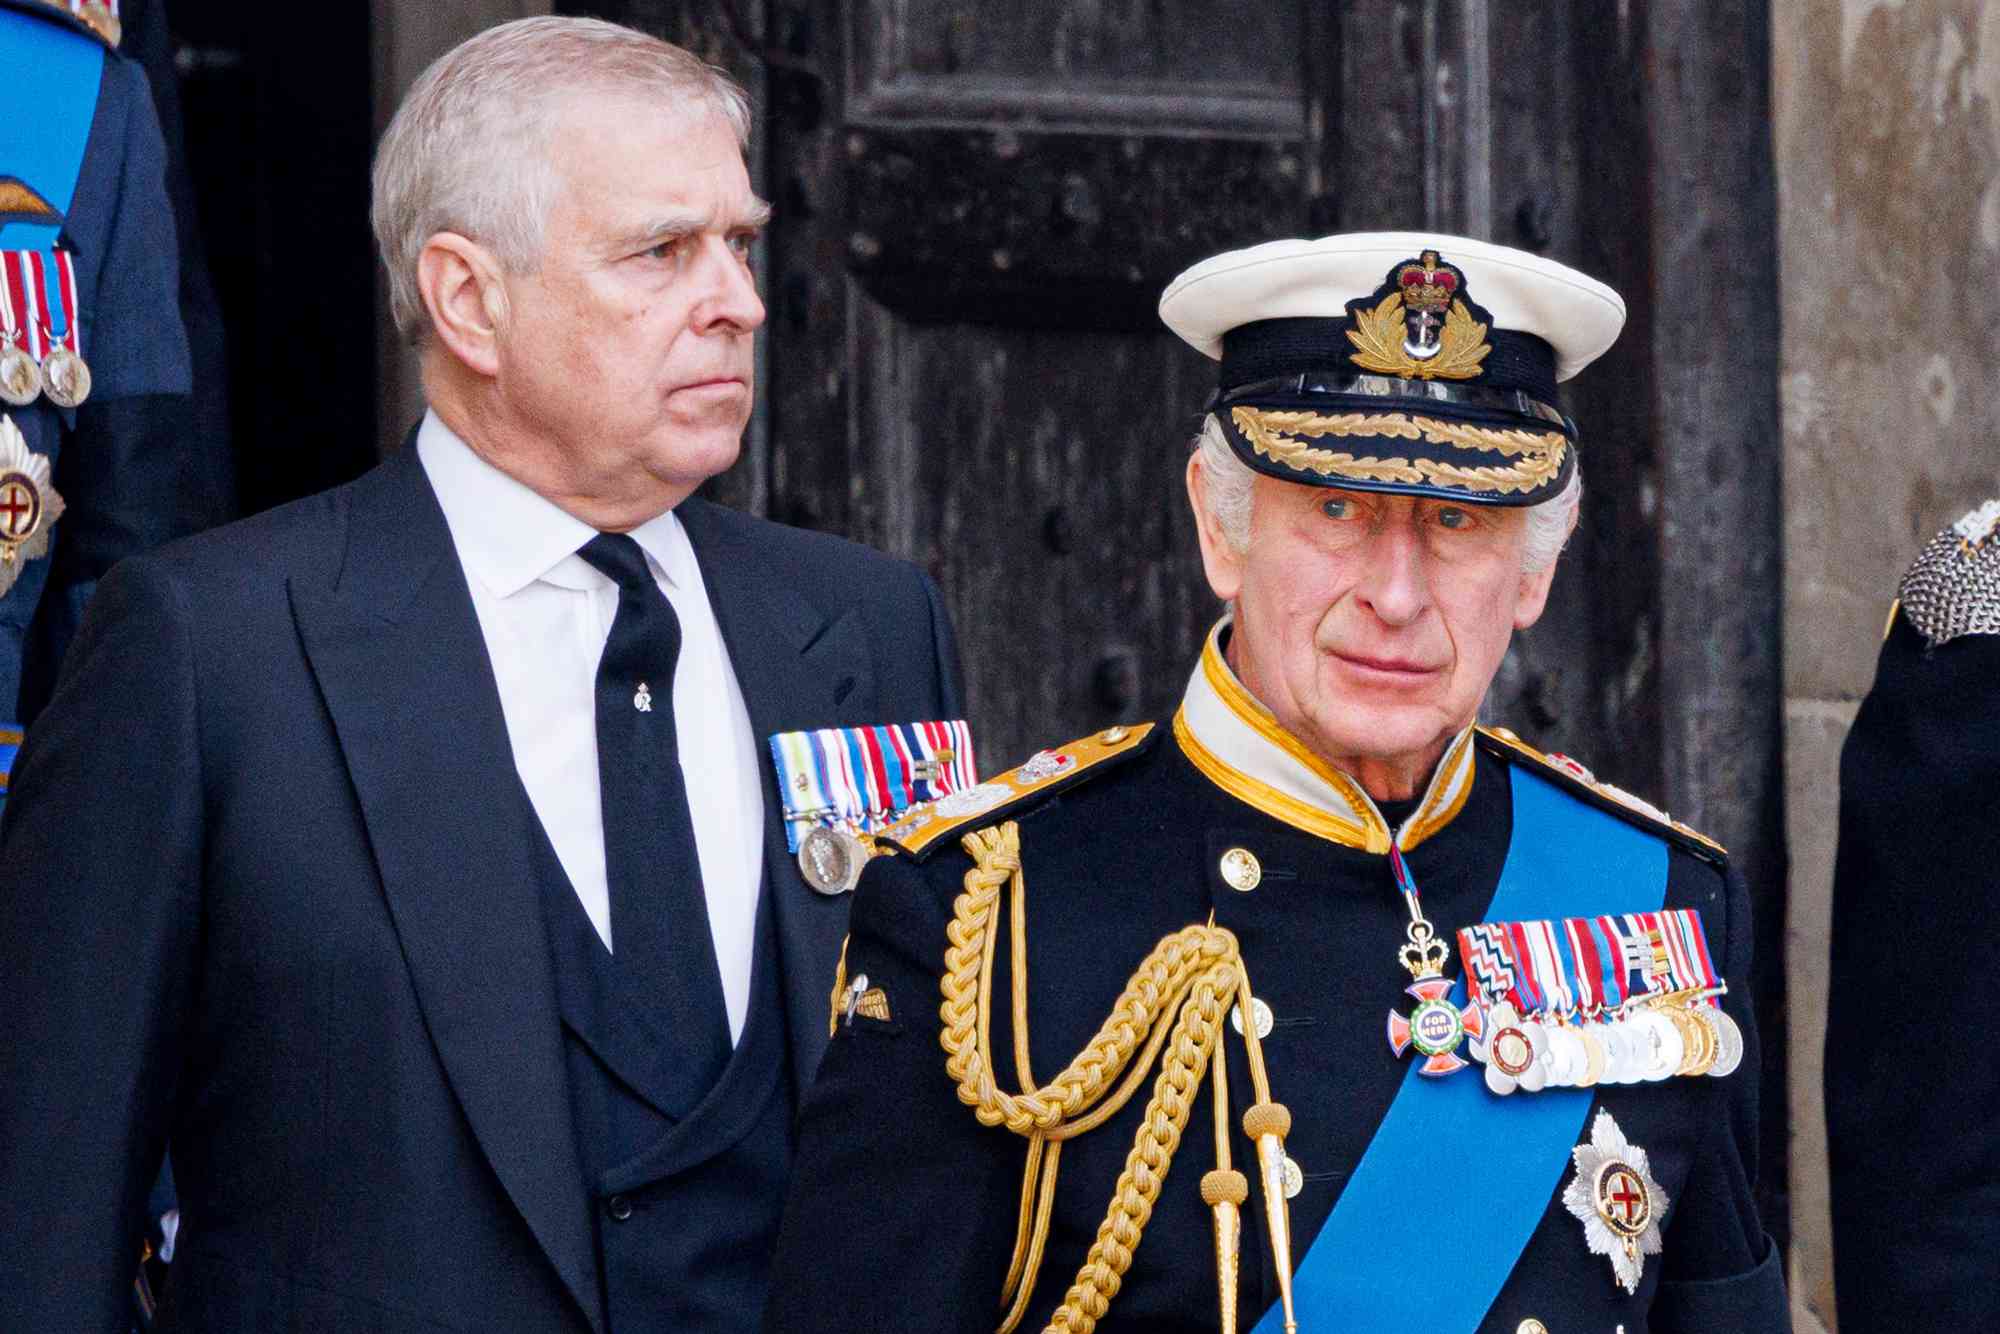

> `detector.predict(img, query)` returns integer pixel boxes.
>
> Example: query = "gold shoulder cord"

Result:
[940,822,1299,1334]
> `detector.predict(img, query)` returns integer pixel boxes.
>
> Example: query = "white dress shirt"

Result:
[417,411,765,1043]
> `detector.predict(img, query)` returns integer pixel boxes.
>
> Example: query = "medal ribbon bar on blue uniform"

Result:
[0,724,20,796]
[769,720,974,851]
[1252,765,1668,1334]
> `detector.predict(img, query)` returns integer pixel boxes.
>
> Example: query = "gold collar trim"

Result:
[1172,618,1476,853]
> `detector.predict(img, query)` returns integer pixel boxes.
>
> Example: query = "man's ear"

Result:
[1512,506,1576,630]
[417,232,509,378]
[1186,451,1245,603]
[1513,559,1558,631]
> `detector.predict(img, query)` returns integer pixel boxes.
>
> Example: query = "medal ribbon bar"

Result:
[769,720,975,851]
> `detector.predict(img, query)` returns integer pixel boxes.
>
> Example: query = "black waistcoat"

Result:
[533,829,797,1334]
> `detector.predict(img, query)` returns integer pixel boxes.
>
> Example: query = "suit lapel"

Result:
[677,498,875,1098]
[290,447,603,1332]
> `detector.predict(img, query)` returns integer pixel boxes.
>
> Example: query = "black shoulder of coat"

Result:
[876,723,1160,863]
[1476,726,1728,869]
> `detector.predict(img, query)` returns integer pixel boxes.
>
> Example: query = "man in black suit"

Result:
[0,16,961,1332]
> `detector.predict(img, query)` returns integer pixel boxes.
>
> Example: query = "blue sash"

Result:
[1251,766,1668,1332]
[0,9,105,272]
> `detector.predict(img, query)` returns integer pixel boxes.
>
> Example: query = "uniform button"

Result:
[607,1194,633,1222]
[1281,1155,1303,1199]
[1231,996,1275,1039]
[1516,1321,1548,1334]
[1219,847,1261,892]
[1098,725,1130,744]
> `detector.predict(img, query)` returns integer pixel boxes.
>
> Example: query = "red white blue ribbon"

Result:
[769,720,975,851]
[0,248,79,364]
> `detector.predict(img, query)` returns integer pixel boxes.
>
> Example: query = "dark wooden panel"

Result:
[843,127,1307,329]
[1469,2,1593,756]
[848,0,1303,131]
[1639,0,1789,1252]
[839,0,1309,331]
[1565,1,1667,803]
[850,317,1217,768]
[1332,0,1427,229]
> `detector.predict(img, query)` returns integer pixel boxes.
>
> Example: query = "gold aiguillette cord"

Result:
[940,824,1299,1334]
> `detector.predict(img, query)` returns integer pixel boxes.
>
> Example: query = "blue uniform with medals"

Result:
[0,0,193,810]
[767,644,1787,1332]
[769,232,1786,1333]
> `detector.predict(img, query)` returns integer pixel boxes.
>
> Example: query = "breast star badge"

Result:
[1562,1110,1668,1293]
[0,414,63,599]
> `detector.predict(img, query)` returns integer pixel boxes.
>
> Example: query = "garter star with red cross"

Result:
[1562,1109,1668,1293]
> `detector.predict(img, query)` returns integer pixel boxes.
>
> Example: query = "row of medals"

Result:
[0,336,91,410]
[1470,991,1743,1096]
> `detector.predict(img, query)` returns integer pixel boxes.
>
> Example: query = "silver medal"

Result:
[39,343,90,409]
[0,341,40,408]
[1597,1019,1636,1085]
[1544,1025,1584,1087]
[1633,1009,1683,1082]
[797,826,866,896]
[1704,1007,1745,1078]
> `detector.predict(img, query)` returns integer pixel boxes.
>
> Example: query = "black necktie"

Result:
[577,532,732,1096]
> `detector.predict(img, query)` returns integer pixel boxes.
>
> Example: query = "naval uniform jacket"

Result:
[768,629,1785,1333]
[0,441,963,1331]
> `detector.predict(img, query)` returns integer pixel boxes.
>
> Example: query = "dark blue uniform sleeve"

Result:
[766,851,1020,1332]
[22,53,206,721]
[0,556,205,1332]
[1652,859,1786,1331]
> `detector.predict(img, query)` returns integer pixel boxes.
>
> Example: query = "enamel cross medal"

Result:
[1384,845,1482,1075]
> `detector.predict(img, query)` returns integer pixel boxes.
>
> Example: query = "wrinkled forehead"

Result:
[543,99,760,230]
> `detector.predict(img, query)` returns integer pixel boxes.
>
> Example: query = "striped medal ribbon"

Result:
[769,720,976,895]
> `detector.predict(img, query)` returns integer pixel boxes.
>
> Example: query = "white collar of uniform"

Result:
[1171,615,1477,854]
[416,409,696,597]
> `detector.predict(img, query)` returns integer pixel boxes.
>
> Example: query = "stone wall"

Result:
[1774,2,2000,1328]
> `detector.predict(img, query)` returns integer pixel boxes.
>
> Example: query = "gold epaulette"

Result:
[875,722,1156,860]
[1476,726,1728,864]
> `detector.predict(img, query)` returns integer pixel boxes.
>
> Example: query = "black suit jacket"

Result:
[0,443,963,1331]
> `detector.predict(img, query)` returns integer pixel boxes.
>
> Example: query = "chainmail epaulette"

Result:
[1898,499,2000,646]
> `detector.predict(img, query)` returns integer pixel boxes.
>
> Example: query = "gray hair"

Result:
[1193,414,1582,571]
[371,16,752,342]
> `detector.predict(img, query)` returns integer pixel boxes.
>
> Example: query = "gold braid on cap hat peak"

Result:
[940,822,1299,1334]
[1230,406,1566,497]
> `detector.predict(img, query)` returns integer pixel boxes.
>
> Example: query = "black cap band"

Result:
[1219,316,1561,405]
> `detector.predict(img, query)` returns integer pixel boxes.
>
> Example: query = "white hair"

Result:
[371,16,752,343]
[1193,413,1582,571]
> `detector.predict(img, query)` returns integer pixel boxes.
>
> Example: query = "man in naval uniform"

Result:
[1826,499,2000,1334]
[0,0,202,811]
[0,18,961,1332]
[767,235,1787,1333]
